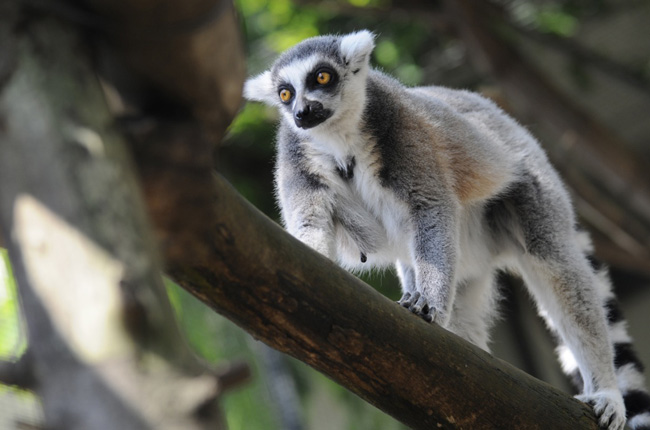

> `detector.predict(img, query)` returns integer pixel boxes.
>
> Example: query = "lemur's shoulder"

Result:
[361,74,519,203]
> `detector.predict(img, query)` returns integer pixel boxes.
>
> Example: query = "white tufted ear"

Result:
[243,70,276,105]
[340,30,376,67]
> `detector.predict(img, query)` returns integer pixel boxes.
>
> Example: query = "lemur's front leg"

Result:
[400,199,458,327]
[278,168,336,259]
[289,205,335,258]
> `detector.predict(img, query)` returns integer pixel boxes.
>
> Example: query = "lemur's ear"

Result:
[340,30,375,68]
[243,70,276,105]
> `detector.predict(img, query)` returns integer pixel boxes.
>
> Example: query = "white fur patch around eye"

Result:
[245,56,320,106]
[277,56,320,92]
[340,30,375,65]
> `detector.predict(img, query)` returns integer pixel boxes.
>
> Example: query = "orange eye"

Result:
[279,88,292,103]
[316,71,331,85]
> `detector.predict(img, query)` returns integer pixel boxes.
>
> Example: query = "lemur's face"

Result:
[273,57,341,129]
[244,31,375,131]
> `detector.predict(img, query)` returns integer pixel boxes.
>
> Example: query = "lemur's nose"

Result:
[294,105,310,121]
[293,100,330,129]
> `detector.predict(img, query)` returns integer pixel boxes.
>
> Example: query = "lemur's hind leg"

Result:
[445,271,500,352]
[498,173,627,429]
[554,231,650,430]
[517,250,625,430]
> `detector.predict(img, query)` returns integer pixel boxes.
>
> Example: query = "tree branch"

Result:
[159,173,600,430]
[503,18,650,98]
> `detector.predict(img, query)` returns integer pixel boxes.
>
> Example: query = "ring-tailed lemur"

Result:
[244,30,650,429]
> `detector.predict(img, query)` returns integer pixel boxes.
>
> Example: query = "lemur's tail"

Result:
[558,229,650,429]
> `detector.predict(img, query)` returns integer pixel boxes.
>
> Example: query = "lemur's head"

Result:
[244,30,375,130]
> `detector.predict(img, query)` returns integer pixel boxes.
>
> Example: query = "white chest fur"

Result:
[304,133,412,270]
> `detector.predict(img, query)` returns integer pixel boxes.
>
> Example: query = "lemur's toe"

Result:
[397,292,439,324]
[419,306,434,323]
[398,292,412,307]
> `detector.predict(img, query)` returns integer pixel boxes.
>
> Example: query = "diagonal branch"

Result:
[159,173,600,430]
[502,15,650,98]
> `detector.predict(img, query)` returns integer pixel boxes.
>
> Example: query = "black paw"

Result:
[398,292,436,323]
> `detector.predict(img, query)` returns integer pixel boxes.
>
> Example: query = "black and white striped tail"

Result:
[605,296,650,429]
[559,230,650,429]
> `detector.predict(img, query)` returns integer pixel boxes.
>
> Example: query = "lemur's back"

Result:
[409,83,548,169]
[366,70,556,206]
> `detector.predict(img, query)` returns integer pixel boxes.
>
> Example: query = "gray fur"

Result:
[244,30,650,430]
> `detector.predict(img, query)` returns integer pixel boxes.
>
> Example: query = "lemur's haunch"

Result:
[244,30,650,429]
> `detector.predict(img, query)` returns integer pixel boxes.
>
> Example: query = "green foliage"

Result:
[0,250,39,425]
[236,0,323,61]
[0,249,25,361]
[375,39,400,67]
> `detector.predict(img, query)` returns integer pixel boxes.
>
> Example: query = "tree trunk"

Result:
[0,5,243,429]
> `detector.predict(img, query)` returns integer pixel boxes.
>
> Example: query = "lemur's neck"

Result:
[303,88,367,165]
[298,70,396,170]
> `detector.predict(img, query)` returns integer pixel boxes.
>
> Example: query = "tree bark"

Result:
[86,0,247,266]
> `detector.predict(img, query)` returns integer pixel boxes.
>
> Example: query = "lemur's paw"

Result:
[398,292,444,325]
[577,389,626,430]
